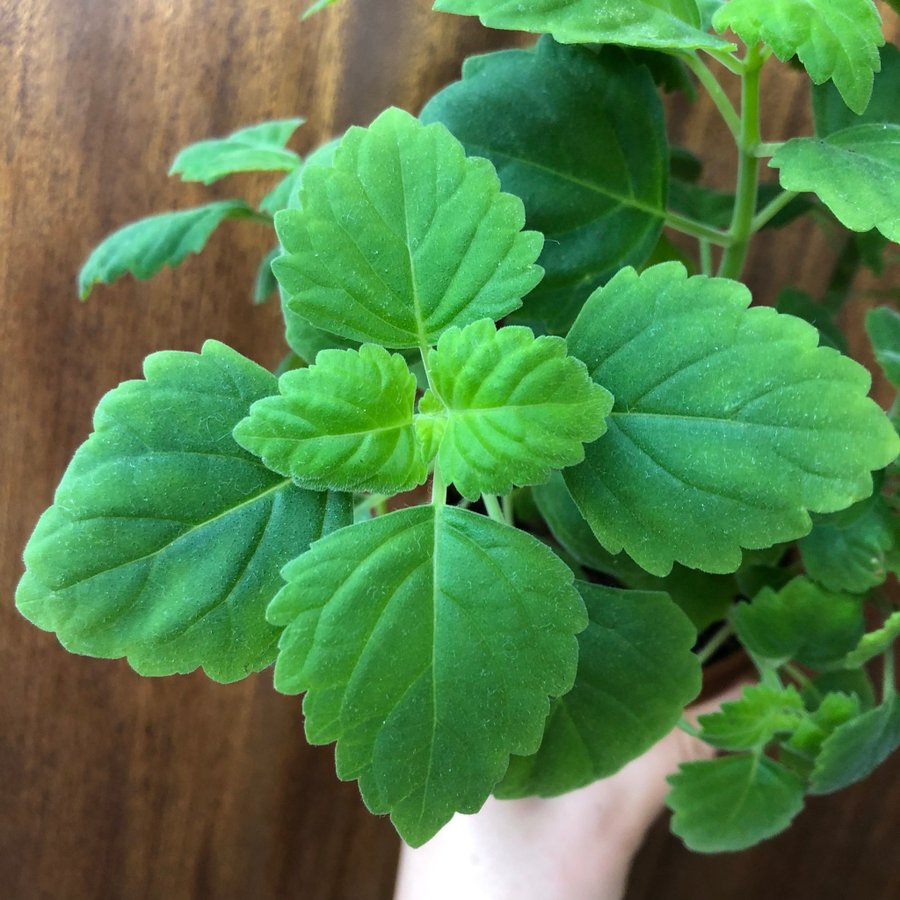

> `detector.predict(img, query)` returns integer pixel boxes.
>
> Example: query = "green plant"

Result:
[16,0,900,853]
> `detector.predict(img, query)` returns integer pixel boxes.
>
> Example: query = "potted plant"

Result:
[15,0,900,860]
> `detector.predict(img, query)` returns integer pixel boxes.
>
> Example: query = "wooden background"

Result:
[1,2,897,898]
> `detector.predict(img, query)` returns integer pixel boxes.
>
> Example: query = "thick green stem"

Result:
[481,493,506,524]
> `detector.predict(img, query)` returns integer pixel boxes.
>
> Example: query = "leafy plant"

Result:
[16,0,900,854]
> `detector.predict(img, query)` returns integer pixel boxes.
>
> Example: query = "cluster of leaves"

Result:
[17,0,900,853]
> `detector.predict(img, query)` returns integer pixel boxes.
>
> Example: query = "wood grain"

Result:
[1,3,897,898]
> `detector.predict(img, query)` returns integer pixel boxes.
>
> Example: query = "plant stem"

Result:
[666,210,732,245]
[678,716,703,738]
[783,663,820,700]
[884,644,896,700]
[751,190,798,232]
[705,47,745,76]
[753,141,784,159]
[482,493,506,524]
[431,463,447,509]
[500,493,514,527]
[696,621,735,665]
[684,53,741,140]
[699,238,713,276]
[718,44,764,280]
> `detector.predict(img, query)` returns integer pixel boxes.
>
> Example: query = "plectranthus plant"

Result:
[17,0,900,852]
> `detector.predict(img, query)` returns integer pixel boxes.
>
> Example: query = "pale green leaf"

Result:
[867,306,900,388]
[713,0,884,114]
[254,248,280,304]
[259,167,304,216]
[78,200,255,299]
[420,39,667,336]
[234,344,426,494]
[697,685,805,751]
[15,341,351,683]
[564,263,900,576]
[495,582,700,798]
[842,611,900,668]
[667,755,805,852]
[770,124,900,242]
[267,504,587,846]
[170,119,303,185]
[733,576,865,668]
[416,319,611,500]
[433,0,735,52]
[273,107,543,349]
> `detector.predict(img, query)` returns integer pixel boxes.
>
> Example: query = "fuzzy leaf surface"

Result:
[170,119,303,184]
[496,582,700,798]
[866,306,900,388]
[771,125,900,242]
[433,0,734,52]
[564,263,899,576]
[697,685,805,751]
[15,341,351,683]
[78,200,255,298]
[273,107,543,348]
[421,39,667,335]
[235,345,425,494]
[713,0,883,114]
[268,504,587,846]
[417,320,612,500]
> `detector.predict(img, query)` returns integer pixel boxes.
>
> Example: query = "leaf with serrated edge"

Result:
[272,107,543,349]
[667,755,805,852]
[713,0,883,114]
[564,262,899,576]
[170,119,303,185]
[496,582,700,798]
[698,685,804,751]
[433,0,734,52]
[733,576,865,668]
[867,306,900,388]
[15,341,351,683]
[785,693,860,768]
[78,201,255,299]
[417,319,611,500]
[267,504,587,846]
[842,611,900,668]
[771,125,900,242]
[421,39,667,336]
[234,344,425,495]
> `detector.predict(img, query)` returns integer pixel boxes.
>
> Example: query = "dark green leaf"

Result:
[784,692,861,768]
[867,306,900,388]
[809,669,876,711]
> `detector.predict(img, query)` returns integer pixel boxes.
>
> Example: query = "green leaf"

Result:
[810,697,900,793]
[784,692,861,766]
[433,0,735,53]
[808,669,876,711]
[669,181,812,232]
[799,494,896,593]
[733,576,865,668]
[78,200,255,299]
[420,39,668,336]
[416,319,612,500]
[273,107,544,349]
[813,43,900,135]
[254,248,280,304]
[842,611,900,668]
[667,755,805,852]
[170,119,303,185]
[259,167,304,216]
[302,0,343,18]
[697,685,805,751]
[867,306,900,388]
[267,504,587,846]
[15,341,351,683]
[713,0,884,115]
[770,124,900,242]
[234,344,426,494]
[283,306,359,363]
[496,582,700,798]
[564,262,899,576]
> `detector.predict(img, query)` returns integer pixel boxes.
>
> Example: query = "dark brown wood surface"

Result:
[1,2,897,898]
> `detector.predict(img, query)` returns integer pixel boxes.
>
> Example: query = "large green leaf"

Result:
[496,582,700,798]
[770,125,900,242]
[170,119,303,185]
[733,576,865,668]
[416,320,612,500]
[272,107,544,349]
[420,39,668,336]
[15,341,351,683]
[564,263,899,576]
[78,200,255,299]
[234,344,426,494]
[268,504,587,846]
[433,0,735,52]
[867,306,900,388]
[713,0,884,114]
[697,685,805,751]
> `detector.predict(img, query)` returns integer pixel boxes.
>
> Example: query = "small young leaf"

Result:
[273,107,543,348]
[867,306,900,388]
[667,755,805,852]
[784,692,861,767]
[234,344,426,494]
[713,0,884,115]
[417,319,612,500]
[564,263,899,576]
[15,341,351,683]
[421,38,668,336]
[733,576,865,668]
[697,685,805,751]
[170,119,303,185]
[770,125,900,242]
[78,200,255,299]
[267,504,587,846]
[842,611,900,668]
[809,669,876,711]
[253,248,280,304]
[432,0,735,53]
